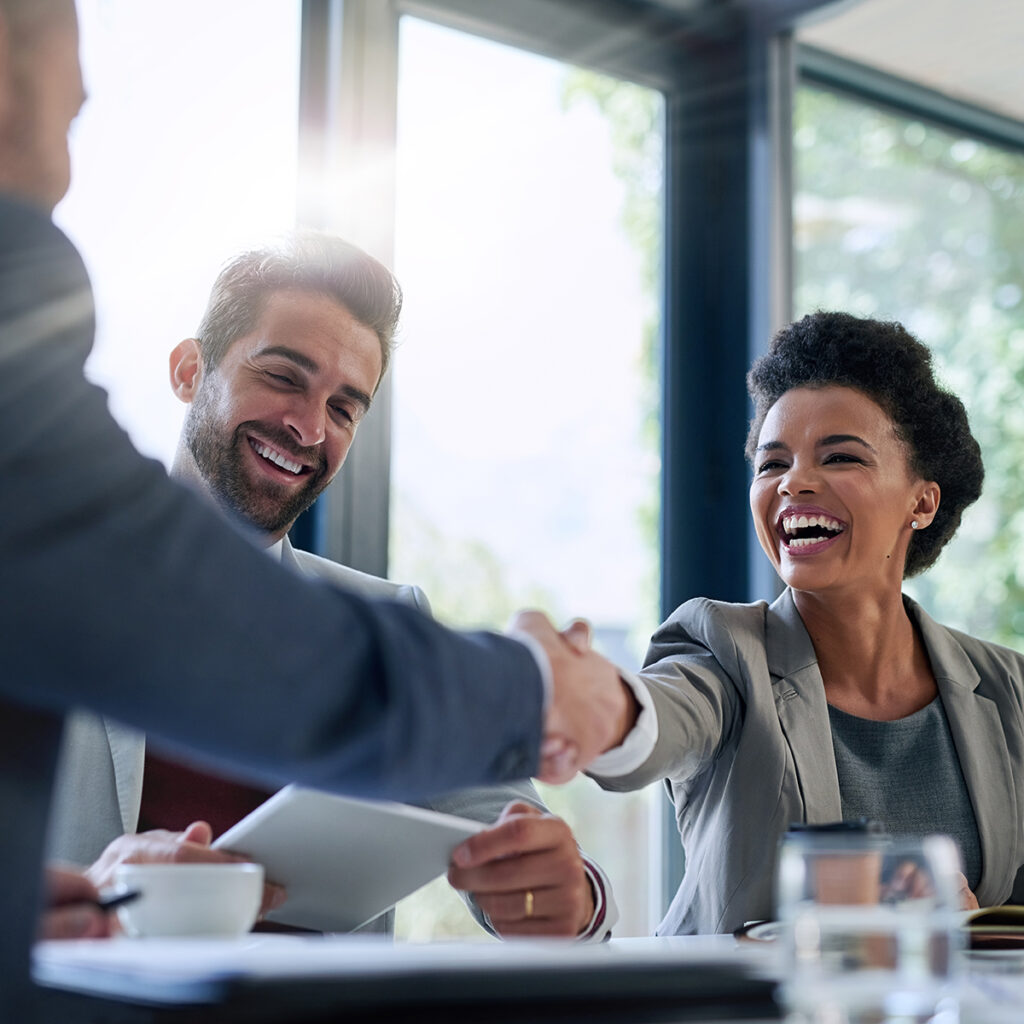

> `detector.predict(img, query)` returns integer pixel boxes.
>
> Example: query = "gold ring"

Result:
[524,890,534,918]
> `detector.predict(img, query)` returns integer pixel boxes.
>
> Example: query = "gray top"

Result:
[829,697,983,889]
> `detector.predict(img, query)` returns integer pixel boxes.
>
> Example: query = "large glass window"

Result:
[389,17,665,939]
[59,0,301,466]
[794,83,1024,647]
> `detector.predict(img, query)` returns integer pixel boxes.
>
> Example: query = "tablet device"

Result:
[213,785,485,932]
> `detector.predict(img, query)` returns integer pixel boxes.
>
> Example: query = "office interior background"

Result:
[60,0,1024,938]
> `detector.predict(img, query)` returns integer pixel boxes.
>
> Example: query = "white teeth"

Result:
[780,513,844,539]
[252,441,303,475]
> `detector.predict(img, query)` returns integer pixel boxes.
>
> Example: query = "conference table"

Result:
[32,931,1024,1023]
[33,934,779,1023]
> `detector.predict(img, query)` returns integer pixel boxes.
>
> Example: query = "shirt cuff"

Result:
[587,668,657,777]
[507,630,553,711]
[577,858,618,941]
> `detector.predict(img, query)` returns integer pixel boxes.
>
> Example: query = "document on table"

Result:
[211,786,485,932]
[33,935,779,1013]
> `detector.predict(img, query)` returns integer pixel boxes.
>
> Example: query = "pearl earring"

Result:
[911,520,919,530]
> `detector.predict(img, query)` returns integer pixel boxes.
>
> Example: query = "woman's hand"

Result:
[956,872,979,911]
[884,861,978,910]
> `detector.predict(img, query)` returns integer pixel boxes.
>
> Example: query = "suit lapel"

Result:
[911,602,1017,904]
[766,590,843,822]
[102,719,146,835]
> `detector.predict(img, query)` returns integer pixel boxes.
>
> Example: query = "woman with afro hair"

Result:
[590,311,1024,935]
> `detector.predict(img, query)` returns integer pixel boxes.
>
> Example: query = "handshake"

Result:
[509,611,640,784]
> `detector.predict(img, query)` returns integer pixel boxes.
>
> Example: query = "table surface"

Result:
[33,934,781,1024]
[33,932,1024,1024]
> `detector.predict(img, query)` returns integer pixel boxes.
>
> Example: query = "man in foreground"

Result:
[0,0,634,1013]
[49,234,617,941]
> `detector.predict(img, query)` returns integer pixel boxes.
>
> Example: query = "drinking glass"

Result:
[776,828,963,1024]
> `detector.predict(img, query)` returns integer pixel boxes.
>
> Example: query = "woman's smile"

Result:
[775,503,847,554]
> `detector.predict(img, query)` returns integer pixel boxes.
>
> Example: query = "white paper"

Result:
[211,786,484,932]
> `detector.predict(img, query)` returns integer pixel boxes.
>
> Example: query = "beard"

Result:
[183,388,331,537]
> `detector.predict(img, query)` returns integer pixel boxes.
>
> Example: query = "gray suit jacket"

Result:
[593,588,1024,935]
[47,537,558,935]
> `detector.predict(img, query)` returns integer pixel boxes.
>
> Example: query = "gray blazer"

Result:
[47,537,559,934]
[592,588,1024,935]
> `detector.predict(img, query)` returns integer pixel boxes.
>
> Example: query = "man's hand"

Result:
[39,866,110,940]
[510,611,639,783]
[448,802,594,937]
[87,821,285,917]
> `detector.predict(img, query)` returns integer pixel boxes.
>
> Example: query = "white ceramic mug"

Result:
[112,862,264,938]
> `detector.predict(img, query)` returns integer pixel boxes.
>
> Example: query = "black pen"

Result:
[93,889,141,912]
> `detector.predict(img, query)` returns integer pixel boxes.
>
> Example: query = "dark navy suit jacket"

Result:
[0,196,543,1017]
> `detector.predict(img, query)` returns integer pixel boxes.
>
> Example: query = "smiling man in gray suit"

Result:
[48,235,617,942]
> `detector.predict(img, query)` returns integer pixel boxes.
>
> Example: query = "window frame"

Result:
[798,44,1024,153]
